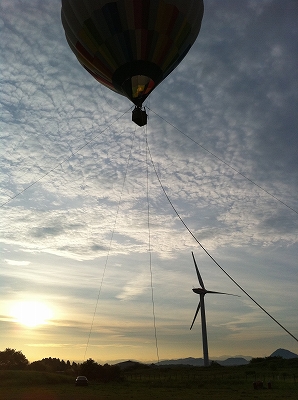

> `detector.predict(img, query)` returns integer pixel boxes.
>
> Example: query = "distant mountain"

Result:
[115,349,297,369]
[270,348,298,359]
[157,357,204,367]
[116,360,147,370]
[217,357,249,366]
[157,356,249,367]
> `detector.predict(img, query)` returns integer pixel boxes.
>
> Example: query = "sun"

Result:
[11,301,52,328]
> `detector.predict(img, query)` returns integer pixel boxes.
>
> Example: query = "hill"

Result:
[157,357,204,367]
[115,360,148,370]
[114,349,297,369]
[157,356,249,367]
[218,357,249,366]
[155,348,298,367]
[270,348,298,359]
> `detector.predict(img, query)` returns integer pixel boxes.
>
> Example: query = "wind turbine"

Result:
[190,252,240,367]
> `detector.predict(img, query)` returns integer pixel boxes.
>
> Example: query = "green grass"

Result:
[0,370,73,386]
[0,366,297,400]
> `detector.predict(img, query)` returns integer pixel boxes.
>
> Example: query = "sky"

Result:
[1,0,297,364]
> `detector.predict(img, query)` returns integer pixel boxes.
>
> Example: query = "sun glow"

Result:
[11,301,52,328]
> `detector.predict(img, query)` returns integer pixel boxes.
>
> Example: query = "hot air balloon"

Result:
[61,0,204,125]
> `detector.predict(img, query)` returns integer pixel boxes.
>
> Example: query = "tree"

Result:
[80,358,101,380]
[79,359,121,382]
[210,361,222,368]
[28,357,71,372]
[0,348,29,370]
[27,360,47,371]
[100,363,121,382]
[72,361,79,375]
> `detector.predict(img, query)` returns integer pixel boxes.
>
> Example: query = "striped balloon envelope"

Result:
[61,0,204,107]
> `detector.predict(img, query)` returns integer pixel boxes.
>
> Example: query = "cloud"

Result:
[5,259,30,266]
[2,0,297,259]
[116,271,151,300]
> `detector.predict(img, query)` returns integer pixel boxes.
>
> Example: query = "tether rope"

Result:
[83,125,137,360]
[145,138,298,343]
[145,129,160,364]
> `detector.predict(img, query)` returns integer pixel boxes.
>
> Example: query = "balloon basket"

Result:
[132,107,147,127]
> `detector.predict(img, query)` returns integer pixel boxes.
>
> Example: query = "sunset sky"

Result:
[1,0,297,364]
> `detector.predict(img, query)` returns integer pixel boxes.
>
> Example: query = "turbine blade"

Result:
[192,252,205,289]
[190,302,201,330]
[206,290,240,297]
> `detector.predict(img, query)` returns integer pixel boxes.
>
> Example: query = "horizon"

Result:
[21,347,298,365]
[1,0,297,364]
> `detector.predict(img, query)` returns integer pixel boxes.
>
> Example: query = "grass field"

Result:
[0,364,297,400]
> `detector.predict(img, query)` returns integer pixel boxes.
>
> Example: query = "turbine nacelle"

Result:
[192,288,207,295]
[192,288,238,296]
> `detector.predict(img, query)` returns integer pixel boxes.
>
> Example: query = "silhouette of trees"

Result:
[0,348,29,370]
[27,356,121,381]
[28,357,74,373]
[80,358,100,380]
[80,358,121,382]
[27,360,46,371]
[248,355,298,371]
[209,361,222,368]
[250,356,282,364]
[71,361,79,375]
[100,363,121,382]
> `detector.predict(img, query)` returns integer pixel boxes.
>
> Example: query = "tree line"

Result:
[0,348,121,382]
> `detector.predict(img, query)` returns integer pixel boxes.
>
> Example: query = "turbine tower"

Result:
[190,252,239,367]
